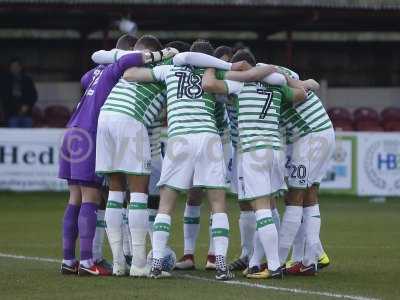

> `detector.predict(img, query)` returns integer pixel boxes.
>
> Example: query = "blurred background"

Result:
[0,0,399,196]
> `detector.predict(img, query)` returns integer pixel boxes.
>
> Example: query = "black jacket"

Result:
[0,72,38,118]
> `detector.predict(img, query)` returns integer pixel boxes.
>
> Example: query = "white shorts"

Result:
[229,147,238,194]
[286,128,335,188]
[96,111,151,175]
[149,155,162,196]
[157,133,226,190]
[237,148,286,201]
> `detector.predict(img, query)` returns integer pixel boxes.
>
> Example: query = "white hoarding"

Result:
[320,135,355,193]
[357,132,400,196]
[0,128,67,191]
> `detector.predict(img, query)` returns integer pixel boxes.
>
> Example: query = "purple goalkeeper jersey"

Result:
[67,53,143,132]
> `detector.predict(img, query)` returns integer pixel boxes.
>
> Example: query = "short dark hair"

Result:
[231,49,257,66]
[232,42,247,54]
[214,46,233,60]
[190,39,214,56]
[134,35,163,51]
[166,40,191,53]
[115,34,137,50]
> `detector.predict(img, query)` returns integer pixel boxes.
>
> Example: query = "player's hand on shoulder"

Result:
[161,47,179,60]
[303,79,320,91]
[146,47,179,64]
[231,61,252,71]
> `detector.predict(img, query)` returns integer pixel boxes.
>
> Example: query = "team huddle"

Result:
[59,34,335,281]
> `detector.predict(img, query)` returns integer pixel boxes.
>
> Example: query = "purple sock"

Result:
[78,202,98,261]
[63,204,80,260]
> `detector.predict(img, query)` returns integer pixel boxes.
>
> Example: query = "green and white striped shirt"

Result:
[226,97,238,149]
[277,66,332,142]
[101,62,167,127]
[214,100,231,144]
[147,119,162,159]
[226,80,294,153]
[152,65,223,138]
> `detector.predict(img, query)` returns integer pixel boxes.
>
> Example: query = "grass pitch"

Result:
[0,192,399,300]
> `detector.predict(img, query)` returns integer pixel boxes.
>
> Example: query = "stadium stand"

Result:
[31,106,44,128]
[355,120,384,132]
[381,106,400,121]
[327,106,400,132]
[332,119,354,131]
[353,107,380,122]
[381,107,400,131]
[328,107,352,122]
[43,105,71,128]
[353,107,382,132]
[328,107,353,131]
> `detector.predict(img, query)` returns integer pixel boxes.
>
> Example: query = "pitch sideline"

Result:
[0,252,380,300]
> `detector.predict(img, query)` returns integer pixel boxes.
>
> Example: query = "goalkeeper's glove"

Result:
[144,47,179,64]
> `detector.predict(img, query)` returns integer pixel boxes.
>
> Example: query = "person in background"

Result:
[0,58,38,128]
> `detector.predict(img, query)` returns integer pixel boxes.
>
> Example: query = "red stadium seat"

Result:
[382,120,400,132]
[32,106,44,127]
[43,105,71,128]
[328,107,352,122]
[332,119,354,131]
[355,120,383,132]
[353,107,379,122]
[381,107,400,122]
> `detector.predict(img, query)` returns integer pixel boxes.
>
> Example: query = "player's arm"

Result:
[123,64,172,83]
[224,64,278,82]
[202,68,243,96]
[91,47,179,65]
[298,79,320,91]
[262,73,287,86]
[123,67,155,82]
[92,49,143,64]
[260,63,320,91]
[173,52,232,69]
[280,72,319,91]
[283,85,307,103]
[80,68,96,89]
[172,51,249,71]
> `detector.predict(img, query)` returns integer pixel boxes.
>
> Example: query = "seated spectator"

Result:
[0,58,37,128]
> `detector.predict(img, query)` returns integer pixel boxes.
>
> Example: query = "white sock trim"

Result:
[303,205,320,217]
[154,213,171,223]
[130,192,148,204]
[255,209,272,220]
[108,191,125,203]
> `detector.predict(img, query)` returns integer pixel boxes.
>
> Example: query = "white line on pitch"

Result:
[0,252,380,300]
[0,253,59,263]
[182,274,380,300]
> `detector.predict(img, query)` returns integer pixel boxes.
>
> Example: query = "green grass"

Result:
[0,192,400,300]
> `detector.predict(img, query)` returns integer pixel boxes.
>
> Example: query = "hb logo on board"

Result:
[377,153,400,170]
[364,140,400,191]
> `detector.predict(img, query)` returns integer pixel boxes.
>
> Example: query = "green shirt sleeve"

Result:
[161,57,173,65]
[215,69,227,80]
[280,85,294,102]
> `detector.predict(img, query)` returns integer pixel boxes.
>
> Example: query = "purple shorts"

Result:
[58,127,103,187]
